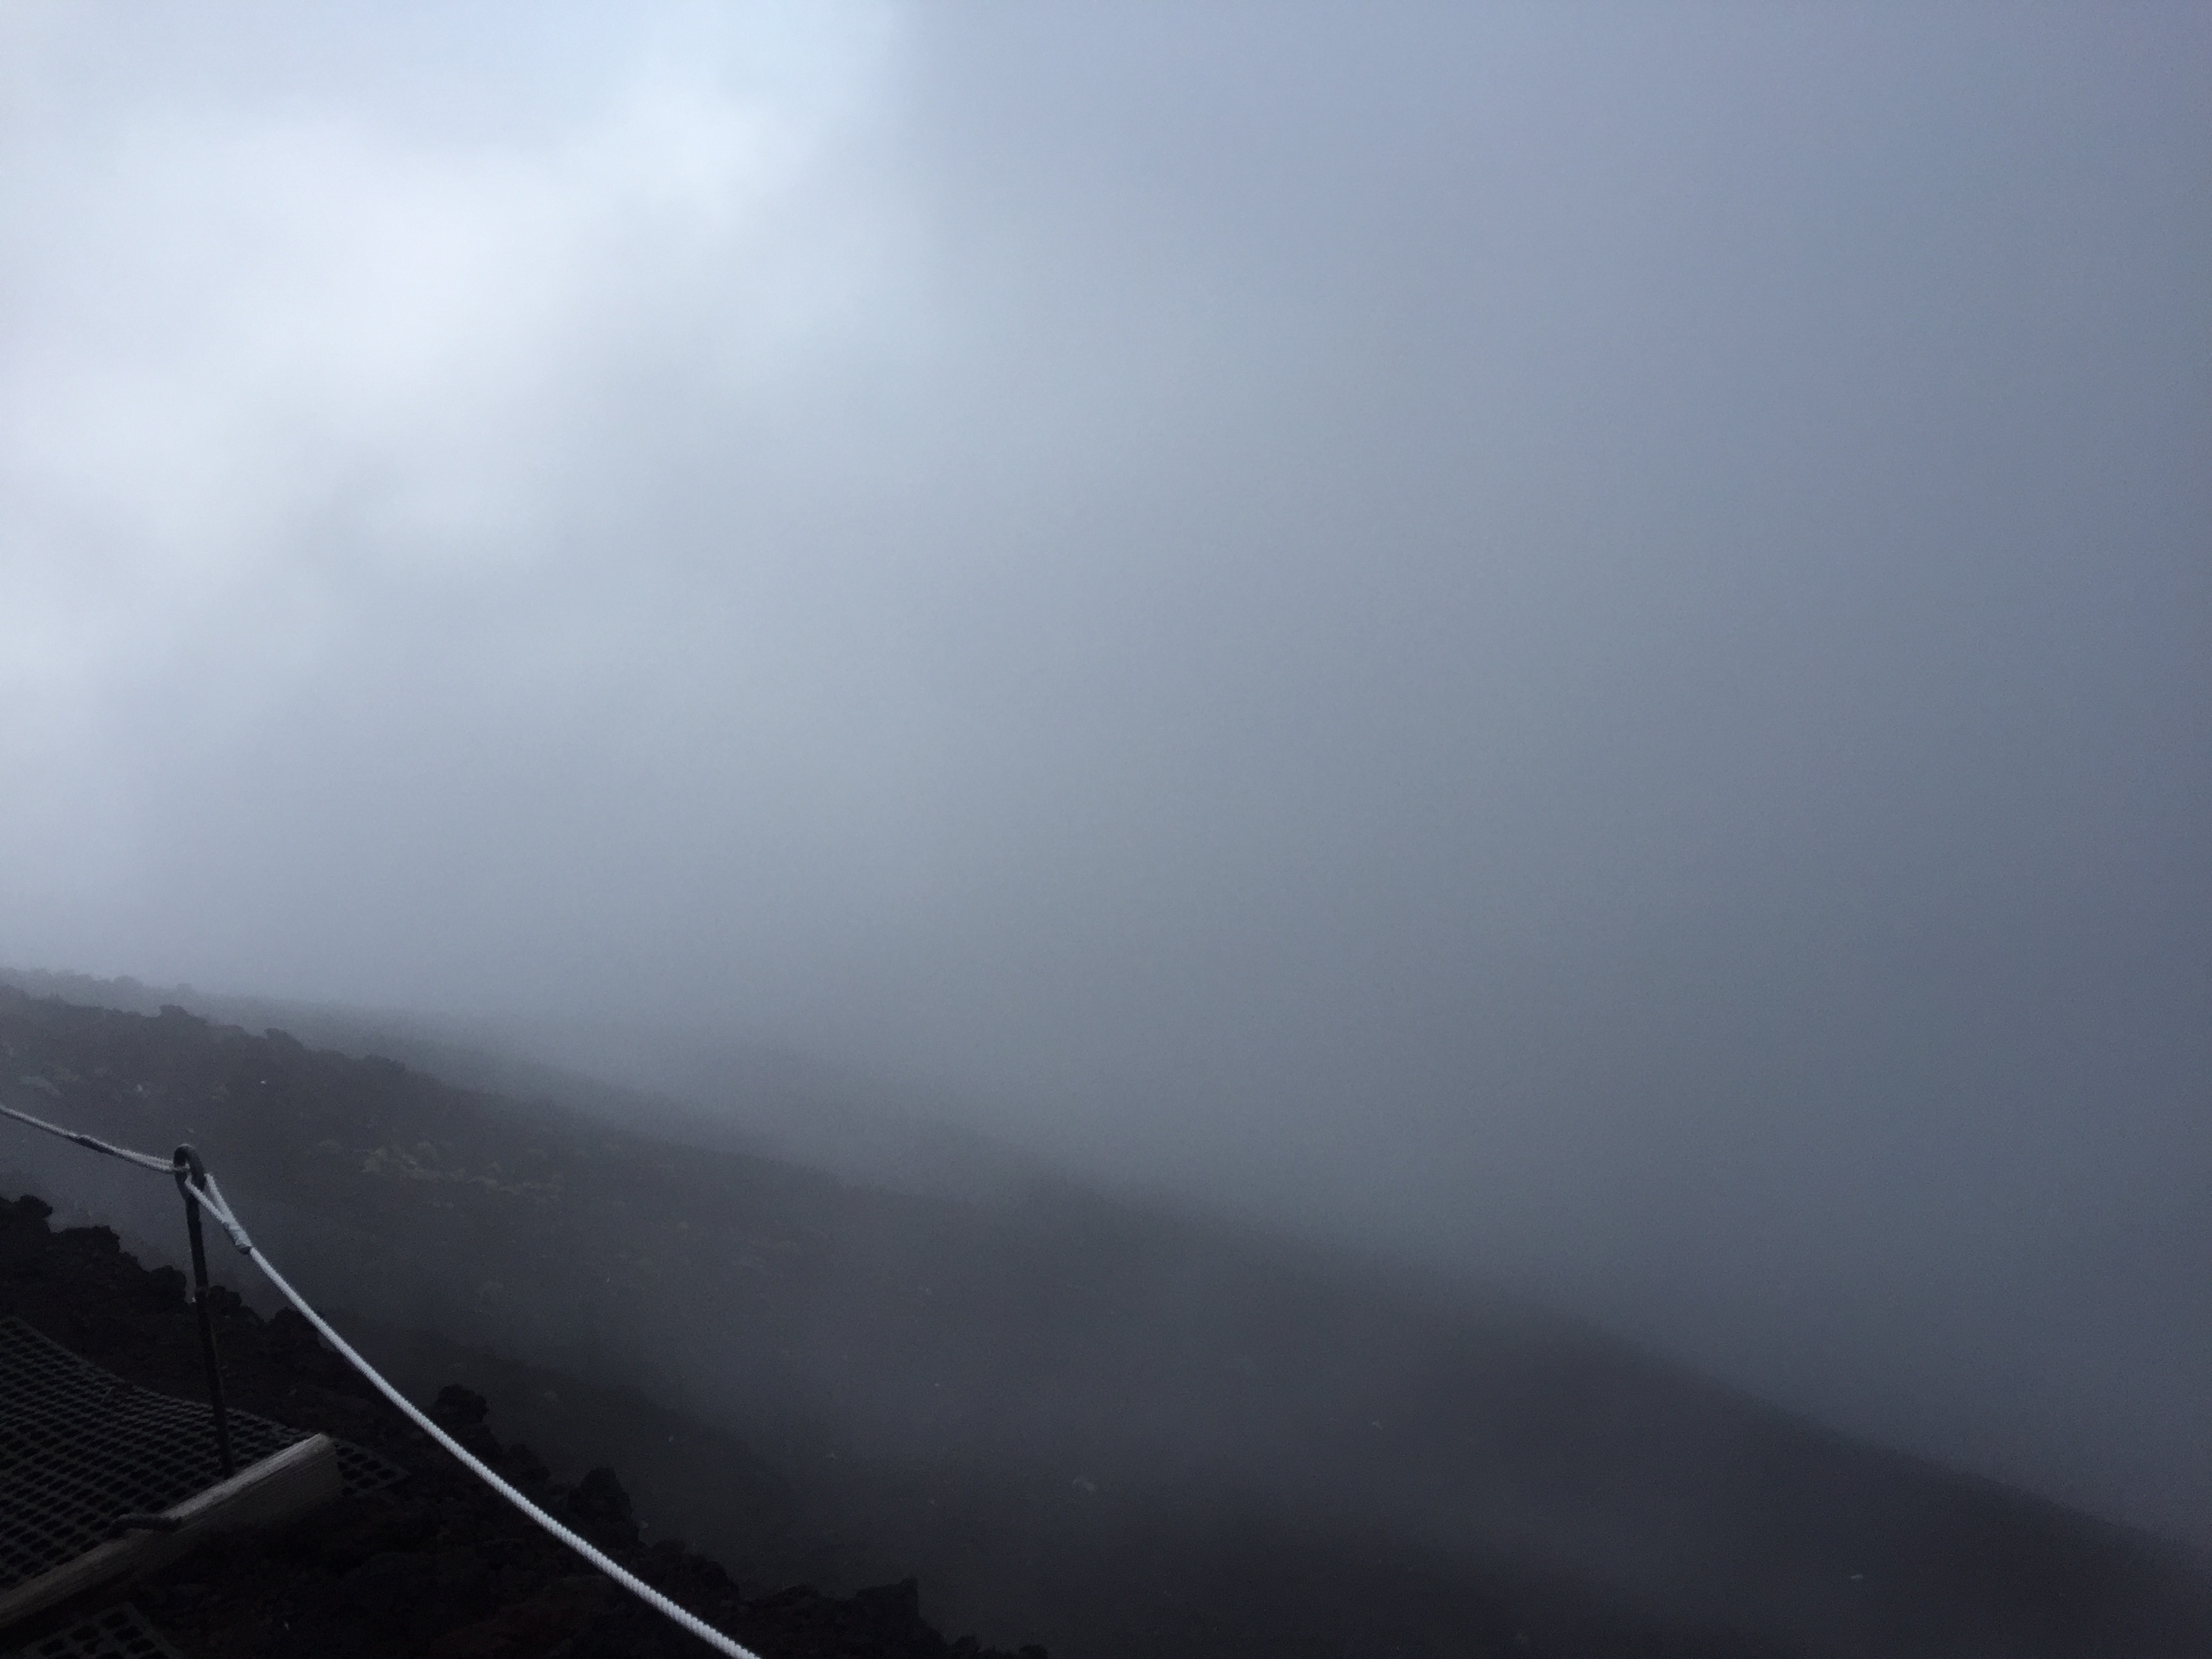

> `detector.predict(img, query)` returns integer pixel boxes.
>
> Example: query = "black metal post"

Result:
[172,1144,236,1477]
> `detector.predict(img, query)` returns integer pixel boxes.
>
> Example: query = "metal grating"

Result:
[1,1602,182,1659]
[327,1435,405,1496]
[0,1316,405,1593]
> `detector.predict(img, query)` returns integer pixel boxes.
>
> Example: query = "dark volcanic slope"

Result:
[0,1189,1042,1659]
[5,985,2209,1658]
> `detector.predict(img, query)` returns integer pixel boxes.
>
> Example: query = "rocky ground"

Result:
[0,1190,1048,1659]
[7,985,2211,1659]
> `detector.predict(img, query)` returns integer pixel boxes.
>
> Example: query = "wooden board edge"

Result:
[0,1433,343,1636]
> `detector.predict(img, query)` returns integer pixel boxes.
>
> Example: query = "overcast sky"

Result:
[3,3,2208,1541]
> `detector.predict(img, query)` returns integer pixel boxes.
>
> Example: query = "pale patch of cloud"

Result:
[0,5,913,893]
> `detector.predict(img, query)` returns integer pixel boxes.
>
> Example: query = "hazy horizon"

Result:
[5,4,2207,1549]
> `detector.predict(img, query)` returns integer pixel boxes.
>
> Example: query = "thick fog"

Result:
[3,5,2207,1542]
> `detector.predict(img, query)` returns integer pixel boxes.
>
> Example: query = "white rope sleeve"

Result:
[1,1099,181,1174]
[186,1172,255,1253]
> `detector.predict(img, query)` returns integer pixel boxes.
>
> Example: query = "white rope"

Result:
[0,1099,180,1174]
[237,1242,764,1659]
[2,1099,768,1659]
[184,1171,254,1253]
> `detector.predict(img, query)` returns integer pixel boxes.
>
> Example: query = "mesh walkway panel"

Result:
[2,1602,182,1659]
[0,1315,403,1593]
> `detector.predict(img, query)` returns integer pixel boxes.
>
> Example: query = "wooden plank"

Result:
[0,1433,343,1635]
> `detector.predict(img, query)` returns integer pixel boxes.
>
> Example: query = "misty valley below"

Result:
[2,975,2206,1659]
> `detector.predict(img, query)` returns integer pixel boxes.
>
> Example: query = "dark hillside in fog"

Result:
[5,985,2207,1658]
[0,1191,1045,1658]
[0,968,1033,1201]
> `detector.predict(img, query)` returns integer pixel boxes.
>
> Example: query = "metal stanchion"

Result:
[171,1145,236,1477]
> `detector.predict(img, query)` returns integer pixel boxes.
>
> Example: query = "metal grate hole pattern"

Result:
[0,1317,405,1593]
[329,1437,405,1496]
[1,1602,182,1659]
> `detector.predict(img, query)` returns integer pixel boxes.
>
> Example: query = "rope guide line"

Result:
[1,1100,178,1174]
[1,1094,766,1659]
